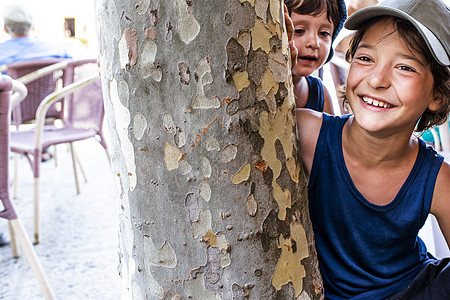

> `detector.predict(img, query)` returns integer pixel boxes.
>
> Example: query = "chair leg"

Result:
[9,218,55,300]
[105,148,111,166]
[73,147,87,183]
[13,153,19,199]
[8,221,19,258]
[53,145,58,167]
[69,143,81,194]
[33,177,40,244]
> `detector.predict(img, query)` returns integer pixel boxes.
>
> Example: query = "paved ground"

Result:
[0,138,121,300]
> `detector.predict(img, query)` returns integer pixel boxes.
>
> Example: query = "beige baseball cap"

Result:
[345,0,450,66]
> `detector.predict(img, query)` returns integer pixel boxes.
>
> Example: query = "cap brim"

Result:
[344,6,449,66]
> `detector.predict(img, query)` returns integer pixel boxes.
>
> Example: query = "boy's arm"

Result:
[322,85,335,115]
[430,160,450,248]
[296,108,323,176]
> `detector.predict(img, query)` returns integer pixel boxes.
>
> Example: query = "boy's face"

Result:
[346,18,441,135]
[290,10,333,77]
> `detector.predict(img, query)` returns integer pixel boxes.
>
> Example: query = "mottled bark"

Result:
[96,0,322,299]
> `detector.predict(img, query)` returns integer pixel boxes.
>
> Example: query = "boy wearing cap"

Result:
[0,3,71,65]
[286,0,449,298]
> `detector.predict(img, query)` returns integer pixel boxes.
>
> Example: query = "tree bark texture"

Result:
[96,0,322,299]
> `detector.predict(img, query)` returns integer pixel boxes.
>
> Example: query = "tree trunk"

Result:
[96,0,322,299]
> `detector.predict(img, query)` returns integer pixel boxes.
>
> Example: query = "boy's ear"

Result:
[427,91,443,112]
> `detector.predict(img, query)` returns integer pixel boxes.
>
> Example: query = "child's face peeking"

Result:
[346,18,442,136]
[290,10,333,77]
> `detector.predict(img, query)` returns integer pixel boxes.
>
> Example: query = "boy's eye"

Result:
[294,29,305,34]
[357,56,372,62]
[319,31,331,38]
[398,65,416,72]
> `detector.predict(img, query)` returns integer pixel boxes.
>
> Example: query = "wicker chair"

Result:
[10,59,108,244]
[0,75,55,299]
[5,58,67,129]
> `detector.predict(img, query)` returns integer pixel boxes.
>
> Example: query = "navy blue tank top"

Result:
[308,114,443,299]
[305,76,325,112]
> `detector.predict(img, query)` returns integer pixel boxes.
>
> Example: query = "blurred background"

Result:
[0,0,99,59]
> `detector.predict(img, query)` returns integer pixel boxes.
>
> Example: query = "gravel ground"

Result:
[0,138,121,300]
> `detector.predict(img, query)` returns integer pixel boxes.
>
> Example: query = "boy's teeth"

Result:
[363,96,391,108]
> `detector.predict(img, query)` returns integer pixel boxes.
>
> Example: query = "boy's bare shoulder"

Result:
[296,108,323,133]
[295,109,324,174]
[431,158,450,215]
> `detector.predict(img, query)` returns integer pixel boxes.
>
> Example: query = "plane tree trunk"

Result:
[96,0,322,298]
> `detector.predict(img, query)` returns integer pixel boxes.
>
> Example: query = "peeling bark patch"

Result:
[246,194,258,217]
[232,162,251,184]
[224,12,232,26]
[133,113,147,140]
[138,40,159,80]
[220,144,238,163]
[149,9,158,26]
[255,0,268,20]
[226,38,247,73]
[179,160,192,175]
[135,0,150,15]
[185,193,200,222]
[110,79,137,191]
[204,136,220,152]
[254,160,267,173]
[178,62,191,85]
[118,28,138,70]
[201,157,212,178]
[240,0,255,6]
[164,142,182,171]
[268,47,288,83]
[272,222,309,297]
[215,233,230,251]
[270,0,281,24]
[201,230,217,247]
[163,113,176,134]
[261,68,278,95]
[145,27,157,40]
[143,235,177,268]
[237,31,251,55]
[166,21,173,41]
[199,181,211,202]
[176,0,200,44]
[205,247,222,284]
[248,49,268,85]
[220,252,231,268]
[175,128,186,147]
[184,273,221,300]
[258,97,298,220]
[191,58,221,109]
[191,209,212,239]
[232,70,250,92]
[251,18,273,53]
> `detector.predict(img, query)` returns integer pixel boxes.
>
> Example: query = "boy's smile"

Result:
[290,11,333,77]
[346,18,440,136]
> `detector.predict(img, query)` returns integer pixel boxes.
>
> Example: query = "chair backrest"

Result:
[0,75,17,220]
[62,59,104,132]
[7,58,67,127]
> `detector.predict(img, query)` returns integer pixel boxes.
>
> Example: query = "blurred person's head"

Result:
[3,3,33,37]
[347,0,379,16]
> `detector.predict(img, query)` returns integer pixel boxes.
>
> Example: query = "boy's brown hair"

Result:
[344,16,450,132]
[285,0,342,38]
[285,0,346,63]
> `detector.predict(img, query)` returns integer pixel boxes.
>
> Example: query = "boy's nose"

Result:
[366,65,391,89]
[305,34,319,49]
